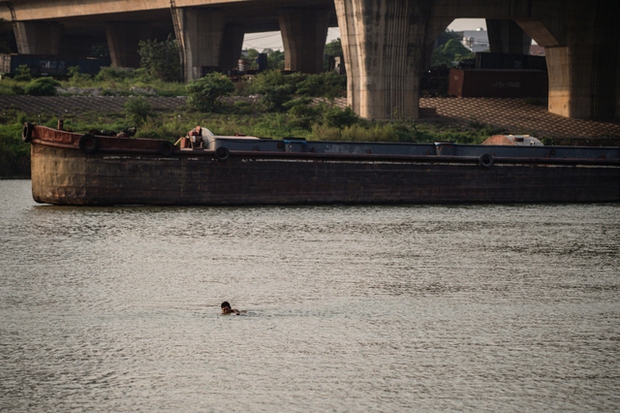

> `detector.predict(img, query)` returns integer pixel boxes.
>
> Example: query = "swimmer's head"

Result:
[221,301,233,313]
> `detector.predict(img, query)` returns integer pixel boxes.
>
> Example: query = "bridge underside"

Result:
[335,0,619,121]
[1,0,618,121]
[1,1,337,75]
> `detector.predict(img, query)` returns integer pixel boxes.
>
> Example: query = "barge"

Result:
[24,123,620,205]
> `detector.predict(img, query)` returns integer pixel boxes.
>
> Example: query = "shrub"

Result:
[296,72,346,99]
[392,123,416,142]
[264,82,295,111]
[341,123,398,142]
[186,72,235,112]
[138,35,182,82]
[24,77,60,96]
[323,106,359,129]
[0,80,25,95]
[67,66,92,85]
[309,124,343,141]
[249,70,296,111]
[13,65,32,82]
[0,119,30,177]
[124,96,156,127]
[244,71,345,110]
[95,67,135,82]
[284,98,321,129]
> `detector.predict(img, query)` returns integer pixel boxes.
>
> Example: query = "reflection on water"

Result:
[1,180,619,412]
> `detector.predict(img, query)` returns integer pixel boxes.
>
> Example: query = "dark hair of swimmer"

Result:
[221,301,240,314]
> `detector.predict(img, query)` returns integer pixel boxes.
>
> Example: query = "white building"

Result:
[461,28,489,53]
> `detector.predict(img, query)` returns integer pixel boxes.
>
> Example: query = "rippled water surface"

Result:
[1,180,619,412]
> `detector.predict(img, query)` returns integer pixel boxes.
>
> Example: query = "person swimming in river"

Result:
[221,301,240,315]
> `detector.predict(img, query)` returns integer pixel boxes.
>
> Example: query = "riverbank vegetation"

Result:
[0,66,501,141]
[0,82,503,178]
[0,36,500,177]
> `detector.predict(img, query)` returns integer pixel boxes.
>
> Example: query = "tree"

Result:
[434,29,461,48]
[244,48,259,70]
[324,38,342,57]
[432,38,475,67]
[324,38,343,71]
[13,65,32,82]
[240,48,283,71]
[266,49,284,70]
[138,35,182,82]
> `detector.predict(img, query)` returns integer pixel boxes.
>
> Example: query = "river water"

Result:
[1,179,619,412]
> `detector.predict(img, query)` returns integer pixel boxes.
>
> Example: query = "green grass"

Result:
[0,67,187,97]
[0,67,509,177]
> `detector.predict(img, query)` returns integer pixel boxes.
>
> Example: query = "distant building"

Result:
[459,28,544,56]
[460,28,489,53]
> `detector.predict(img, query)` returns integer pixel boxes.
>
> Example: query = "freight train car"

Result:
[0,54,110,77]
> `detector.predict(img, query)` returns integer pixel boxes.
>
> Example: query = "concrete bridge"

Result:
[0,0,618,121]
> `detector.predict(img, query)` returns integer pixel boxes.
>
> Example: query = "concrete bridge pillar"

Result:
[106,23,151,68]
[219,24,244,71]
[517,0,619,119]
[173,7,226,81]
[486,19,531,55]
[13,22,62,55]
[335,0,449,119]
[278,8,329,73]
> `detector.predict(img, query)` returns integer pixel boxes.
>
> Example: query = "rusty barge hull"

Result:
[29,126,620,205]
